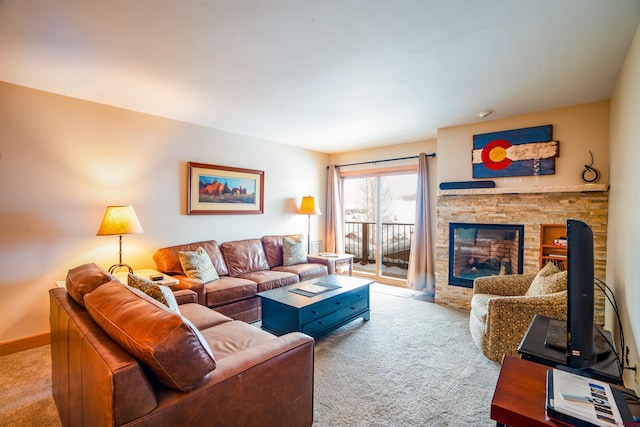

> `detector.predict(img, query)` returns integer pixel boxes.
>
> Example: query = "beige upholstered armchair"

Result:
[469,263,567,362]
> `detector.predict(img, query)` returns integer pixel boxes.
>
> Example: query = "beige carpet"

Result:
[0,343,60,426]
[0,284,499,426]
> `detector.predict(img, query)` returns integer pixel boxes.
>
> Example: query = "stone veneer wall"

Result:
[435,188,609,324]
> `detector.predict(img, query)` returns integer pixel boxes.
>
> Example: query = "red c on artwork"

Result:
[481,139,512,170]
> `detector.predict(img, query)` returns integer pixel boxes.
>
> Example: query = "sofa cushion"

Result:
[153,240,229,276]
[203,276,257,307]
[283,235,307,266]
[262,235,285,267]
[127,273,180,313]
[65,263,114,306]
[199,320,277,361]
[220,239,270,277]
[525,262,562,296]
[272,263,328,282]
[179,246,219,283]
[262,234,306,267]
[84,281,216,392]
[178,303,233,330]
[526,270,568,296]
[237,270,299,292]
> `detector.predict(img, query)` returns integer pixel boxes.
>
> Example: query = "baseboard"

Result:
[0,332,50,356]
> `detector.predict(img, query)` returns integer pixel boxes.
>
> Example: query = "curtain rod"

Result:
[327,153,436,169]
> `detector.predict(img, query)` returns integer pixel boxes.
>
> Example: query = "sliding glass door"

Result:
[342,172,416,283]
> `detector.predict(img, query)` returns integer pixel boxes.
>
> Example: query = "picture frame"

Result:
[188,162,264,215]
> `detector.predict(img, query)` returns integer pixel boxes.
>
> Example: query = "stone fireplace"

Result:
[435,185,609,324]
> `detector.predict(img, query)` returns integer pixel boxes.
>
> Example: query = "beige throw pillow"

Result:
[283,236,308,266]
[526,262,567,296]
[128,274,180,313]
[178,246,219,283]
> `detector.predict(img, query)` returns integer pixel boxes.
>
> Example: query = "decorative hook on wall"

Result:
[581,150,601,183]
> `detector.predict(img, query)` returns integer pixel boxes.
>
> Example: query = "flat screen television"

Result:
[566,218,610,368]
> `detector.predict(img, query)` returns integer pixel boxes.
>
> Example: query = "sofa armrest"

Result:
[148,332,315,426]
[487,291,567,322]
[483,291,567,359]
[169,275,206,306]
[172,289,198,305]
[473,274,536,296]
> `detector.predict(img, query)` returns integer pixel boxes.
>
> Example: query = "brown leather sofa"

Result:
[152,234,328,322]
[50,263,314,427]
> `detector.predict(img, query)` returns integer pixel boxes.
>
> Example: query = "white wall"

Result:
[608,25,640,394]
[0,82,329,342]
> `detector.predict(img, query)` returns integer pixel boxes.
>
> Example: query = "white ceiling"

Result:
[2,1,639,154]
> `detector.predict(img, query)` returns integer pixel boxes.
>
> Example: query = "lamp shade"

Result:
[298,196,321,216]
[96,205,144,236]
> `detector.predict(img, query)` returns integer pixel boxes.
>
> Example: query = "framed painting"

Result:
[188,162,264,215]
[472,125,559,178]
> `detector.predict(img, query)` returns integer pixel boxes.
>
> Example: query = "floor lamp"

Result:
[298,195,321,254]
[97,205,144,273]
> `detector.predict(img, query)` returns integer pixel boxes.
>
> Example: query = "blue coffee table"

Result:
[257,275,372,338]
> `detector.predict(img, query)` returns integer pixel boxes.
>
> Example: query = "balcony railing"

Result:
[344,222,414,276]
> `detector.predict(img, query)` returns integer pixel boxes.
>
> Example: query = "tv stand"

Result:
[544,317,612,361]
[518,315,622,385]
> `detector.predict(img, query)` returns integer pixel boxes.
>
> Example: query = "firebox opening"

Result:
[448,223,524,288]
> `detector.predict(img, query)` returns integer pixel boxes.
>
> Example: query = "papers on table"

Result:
[546,368,633,426]
[297,284,330,294]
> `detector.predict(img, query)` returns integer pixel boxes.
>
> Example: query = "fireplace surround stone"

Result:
[435,186,608,324]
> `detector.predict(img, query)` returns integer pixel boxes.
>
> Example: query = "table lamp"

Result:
[96,205,144,273]
[298,195,321,253]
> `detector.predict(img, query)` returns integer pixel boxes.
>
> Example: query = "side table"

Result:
[113,268,179,286]
[491,355,640,427]
[307,253,354,276]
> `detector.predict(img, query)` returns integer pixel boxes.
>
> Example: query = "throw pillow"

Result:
[178,246,219,283]
[526,263,567,296]
[283,235,308,266]
[127,274,180,313]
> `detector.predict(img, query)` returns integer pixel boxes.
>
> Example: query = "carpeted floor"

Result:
[0,342,60,426]
[0,283,499,426]
[312,284,500,426]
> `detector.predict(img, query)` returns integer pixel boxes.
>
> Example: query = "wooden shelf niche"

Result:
[540,224,567,270]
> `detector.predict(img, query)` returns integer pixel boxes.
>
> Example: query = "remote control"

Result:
[560,393,610,407]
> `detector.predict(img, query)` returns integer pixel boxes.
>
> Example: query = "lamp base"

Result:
[108,263,134,274]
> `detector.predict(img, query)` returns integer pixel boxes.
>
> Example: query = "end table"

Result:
[113,268,179,286]
[307,253,354,276]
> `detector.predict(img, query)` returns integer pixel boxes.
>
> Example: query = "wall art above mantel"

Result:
[472,124,559,178]
[188,162,264,215]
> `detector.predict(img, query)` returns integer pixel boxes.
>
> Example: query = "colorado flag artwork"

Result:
[472,125,559,178]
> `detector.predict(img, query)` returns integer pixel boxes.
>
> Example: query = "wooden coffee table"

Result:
[257,275,372,338]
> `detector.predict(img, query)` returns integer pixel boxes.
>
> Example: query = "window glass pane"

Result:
[343,177,376,276]
[342,173,416,281]
[380,174,416,280]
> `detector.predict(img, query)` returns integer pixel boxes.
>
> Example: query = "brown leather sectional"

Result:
[50,263,314,426]
[153,234,328,323]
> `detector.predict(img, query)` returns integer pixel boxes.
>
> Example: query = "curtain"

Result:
[325,165,344,254]
[407,153,435,295]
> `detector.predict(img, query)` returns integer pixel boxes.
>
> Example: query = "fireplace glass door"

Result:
[448,223,524,288]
